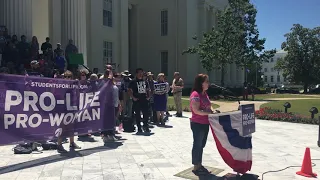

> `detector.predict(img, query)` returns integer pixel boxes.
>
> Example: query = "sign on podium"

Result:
[240,104,256,136]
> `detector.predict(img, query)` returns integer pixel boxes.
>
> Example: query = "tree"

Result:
[183,0,275,86]
[275,24,320,93]
[246,63,264,87]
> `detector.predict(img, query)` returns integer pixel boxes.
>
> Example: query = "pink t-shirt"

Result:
[190,91,211,124]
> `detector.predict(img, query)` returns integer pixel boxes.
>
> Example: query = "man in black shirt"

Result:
[128,68,151,133]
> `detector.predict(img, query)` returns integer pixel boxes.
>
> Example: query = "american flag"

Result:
[209,111,252,174]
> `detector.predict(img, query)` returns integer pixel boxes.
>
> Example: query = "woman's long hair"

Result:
[32,36,38,45]
[192,74,208,93]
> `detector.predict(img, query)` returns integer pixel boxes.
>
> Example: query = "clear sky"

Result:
[251,0,320,51]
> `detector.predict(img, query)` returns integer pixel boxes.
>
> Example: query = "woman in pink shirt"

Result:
[189,74,215,176]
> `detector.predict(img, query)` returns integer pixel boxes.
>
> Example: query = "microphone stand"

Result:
[211,84,241,110]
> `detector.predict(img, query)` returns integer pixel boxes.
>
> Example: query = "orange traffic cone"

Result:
[296,147,317,177]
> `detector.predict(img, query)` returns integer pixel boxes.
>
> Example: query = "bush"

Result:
[255,107,318,124]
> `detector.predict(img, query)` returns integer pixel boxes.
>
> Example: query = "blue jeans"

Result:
[190,121,209,165]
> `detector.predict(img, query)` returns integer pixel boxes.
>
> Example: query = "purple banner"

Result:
[0,74,115,145]
[241,104,256,136]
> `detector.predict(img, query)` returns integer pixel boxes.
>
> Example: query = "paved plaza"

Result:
[0,111,319,180]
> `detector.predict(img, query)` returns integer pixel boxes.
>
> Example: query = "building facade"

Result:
[0,0,244,87]
[262,50,288,86]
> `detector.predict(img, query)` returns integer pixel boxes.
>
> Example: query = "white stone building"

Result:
[0,0,244,87]
[261,50,288,86]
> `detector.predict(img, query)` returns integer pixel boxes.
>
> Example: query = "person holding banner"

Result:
[103,76,122,143]
[56,70,81,153]
[189,74,214,176]
[153,73,168,125]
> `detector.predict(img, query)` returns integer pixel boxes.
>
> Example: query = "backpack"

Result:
[13,144,33,154]
[41,140,58,150]
[122,116,135,132]
[13,142,42,154]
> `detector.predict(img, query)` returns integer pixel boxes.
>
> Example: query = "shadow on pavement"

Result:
[198,174,219,180]
[157,124,173,128]
[0,141,123,174]
[77,136,98,142]
[199,174,257,180]
[133,132,155,136]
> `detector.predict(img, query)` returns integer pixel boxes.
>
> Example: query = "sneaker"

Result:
[192,166,211,176]
[103,136,109,144]
[57,145,68,153]
[70,142,81,149]
[143,126,151,133]
[108,135,117,141]
[160,119,165,125]
[62,138,69,144]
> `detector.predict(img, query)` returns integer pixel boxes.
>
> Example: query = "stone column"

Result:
[62,0,87,65]
[0,0,33,39]
[119,0,129,71]
[49,0,62,47]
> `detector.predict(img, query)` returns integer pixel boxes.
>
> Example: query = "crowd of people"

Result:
[1,60,185,153]
[0,32,78,77]
[0,29,250,177]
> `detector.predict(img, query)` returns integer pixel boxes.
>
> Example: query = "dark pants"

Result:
[149,102,157,122]
[133,99,149,129]
[191,122,209,165]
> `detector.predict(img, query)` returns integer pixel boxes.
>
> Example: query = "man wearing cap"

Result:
[172,72,184,117]
[121,70,132,118]
[26,60,43,77]
[54,43,64,58]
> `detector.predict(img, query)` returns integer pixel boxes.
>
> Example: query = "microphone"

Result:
[210,83,241,110]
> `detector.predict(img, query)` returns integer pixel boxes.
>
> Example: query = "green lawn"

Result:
[211,94,320,102]
[167,96,219,112]
[260,99,320,116]
[253,94,320,101]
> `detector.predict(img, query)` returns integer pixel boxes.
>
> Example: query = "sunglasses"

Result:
[64,76,72,78]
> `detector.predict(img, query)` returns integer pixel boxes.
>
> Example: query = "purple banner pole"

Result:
[0,74,115,145]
